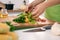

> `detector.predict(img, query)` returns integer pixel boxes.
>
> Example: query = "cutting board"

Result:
[0,16,54,28]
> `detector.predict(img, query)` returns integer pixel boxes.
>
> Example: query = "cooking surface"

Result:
[0,13,60,40]
[15,29,60,40]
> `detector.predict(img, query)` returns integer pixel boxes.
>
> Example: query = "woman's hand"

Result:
[26,3,34,12]
[32,3,46,20]
[26,0,45,12]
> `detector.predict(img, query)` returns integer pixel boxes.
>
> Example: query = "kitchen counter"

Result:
[15,29,60,40]
[7,10,22,12]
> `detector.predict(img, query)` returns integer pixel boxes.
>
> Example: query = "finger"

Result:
[33,9,44,18]
[32,8,39,16]
[32,10,40,18]
[26,6,33,12]
[33,13,40,18]
[26,4,34,12]
[35,17,41,21]
[28,7,34,12]
[40,19,46,22]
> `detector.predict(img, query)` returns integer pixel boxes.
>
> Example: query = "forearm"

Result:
[43,0,60,8]
[31,0,45,7]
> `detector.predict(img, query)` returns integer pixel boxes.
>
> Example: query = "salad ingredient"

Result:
[13,12,36,24]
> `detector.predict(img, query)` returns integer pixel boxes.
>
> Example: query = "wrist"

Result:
[41,1,49,8]
[31,0,45,7]
[38,1,48,10]
[39,1,51,9]
[41,0,60,8]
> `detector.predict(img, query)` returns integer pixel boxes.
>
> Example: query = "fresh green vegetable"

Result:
[5,22,34,31]
[5,12,36,31]
[6,22,15,32]
[13,12,36,24]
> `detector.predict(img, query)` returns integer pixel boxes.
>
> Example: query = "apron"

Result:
[45,4,60,22]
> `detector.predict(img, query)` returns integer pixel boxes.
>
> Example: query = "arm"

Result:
[43,0,60,8]
[30,0,45,7]
[27,0,45,12]
[32,0,60,19]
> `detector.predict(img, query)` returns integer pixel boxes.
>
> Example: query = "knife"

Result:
[24,25,51,32]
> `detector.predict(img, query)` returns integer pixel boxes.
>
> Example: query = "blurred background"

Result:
[0,0,34,16]
[0,0,34,10]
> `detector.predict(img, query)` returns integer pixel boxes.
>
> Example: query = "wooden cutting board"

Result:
[0,16,17,22]
[0,16,54,28]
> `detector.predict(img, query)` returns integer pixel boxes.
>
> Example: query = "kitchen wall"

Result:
[29,0,34,3]
[0,0,29,10]
[0,0,29,16]
[0,0,35,16]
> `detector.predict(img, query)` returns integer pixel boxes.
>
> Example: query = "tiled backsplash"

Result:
[0,0,29,10]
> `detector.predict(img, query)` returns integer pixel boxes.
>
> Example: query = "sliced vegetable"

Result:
[5,22,34,31]
[6,22,15,32]
[13,12,36,24]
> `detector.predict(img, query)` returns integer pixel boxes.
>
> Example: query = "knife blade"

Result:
[24,27,46,32]
[23,25,51,32]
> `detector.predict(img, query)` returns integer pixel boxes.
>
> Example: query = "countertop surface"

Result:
[0,13,60,40]
[15,29,60,40]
